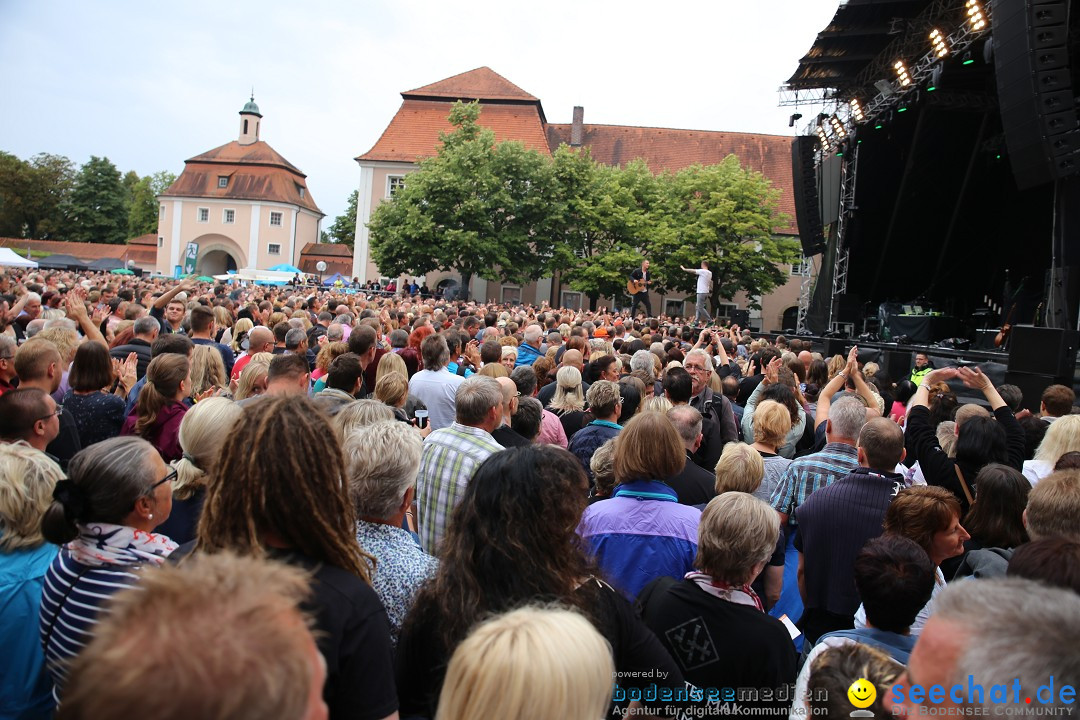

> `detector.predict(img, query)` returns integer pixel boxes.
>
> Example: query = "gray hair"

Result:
[344,420,423,519]
[25,318,46,338]
[509,365,537,397]
[0,335,15,357]
[685,348,714,369]
[512,397,543,441]
[630,350,655,378]
[550,366,584,411]
[333,399,395,443]
[43,317,77,331]
[284,328,306,350]
[421,333,449,371]
[388,329,408,348]
[667,405,703,446]
[133,316,160,336]
[828,396,868,441]
[66,436,159,525]
[287,318,305,330]
[523,324,543,344]
[696,493,779,584]
[932,578,1080,710]
[335,313,354,326]
[456,375,503,426]
[326,323,345,342]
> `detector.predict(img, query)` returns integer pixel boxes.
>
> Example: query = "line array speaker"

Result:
[791,136,827,257]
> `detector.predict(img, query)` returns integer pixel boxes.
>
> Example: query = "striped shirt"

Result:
[416,423,502,554]
[39,549,142,695]
[769,442,860,525]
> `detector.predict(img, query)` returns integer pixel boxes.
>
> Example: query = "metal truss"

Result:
[828,143,860,331]
[796,257,814,333]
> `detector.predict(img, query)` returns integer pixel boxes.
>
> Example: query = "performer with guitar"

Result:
[627,259,652,317]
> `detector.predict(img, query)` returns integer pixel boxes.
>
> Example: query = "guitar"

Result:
[627,276,647,294]
[993,303,1016,348]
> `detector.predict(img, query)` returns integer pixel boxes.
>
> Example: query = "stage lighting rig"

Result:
[849,98,865,123]
[830,115,847,139]
[966,0,986,31]
[930,29,948,58]
[788,112,803,127]
[816,123,831,152]
[894,60,912,87]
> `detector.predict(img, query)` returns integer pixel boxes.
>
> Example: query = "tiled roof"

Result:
[357,100,551,163]
[0,238,157,267]
[163,141,323,215]
[129,233,158,246]
[403,67,540,103]
[297,242,353,257]
[547,124,797,232]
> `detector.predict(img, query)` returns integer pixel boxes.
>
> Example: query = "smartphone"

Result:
[414,409,429,429]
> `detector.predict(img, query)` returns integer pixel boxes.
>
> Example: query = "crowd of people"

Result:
[0,267,1078,719]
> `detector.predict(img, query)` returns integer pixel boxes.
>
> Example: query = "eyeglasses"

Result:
[37,406,63,421]
[149,467,178,492]
[0,355,13,361]
[685,364,709,373]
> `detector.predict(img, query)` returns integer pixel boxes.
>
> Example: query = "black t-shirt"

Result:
[636,577,797,711]
[273,550,398,720]
[667,453,716,506]
[395,578,684,719]
[490,425,530,448]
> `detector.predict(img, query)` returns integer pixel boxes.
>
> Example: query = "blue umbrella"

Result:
[268,263,303,274]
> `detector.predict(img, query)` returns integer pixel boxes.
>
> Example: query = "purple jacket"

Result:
[122,401,187,463]
[578,480,700,599]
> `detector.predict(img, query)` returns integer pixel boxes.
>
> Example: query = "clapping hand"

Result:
[957,366,991,390]
[764,356,782,385]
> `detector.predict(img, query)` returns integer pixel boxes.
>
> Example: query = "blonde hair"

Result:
[752,399,792,448]
[827,354,846,379]
[189,345,227,397]
[333,399,395,445]
[549,366,584,412]
[1034,415,1080,465]
[314,341,349,373]
[696,493,778,583]
[375,371,408,408]
[173,398,243,501]
[212,306,233,331]
[937,420,958,457]
[35,326,79,365]
[614,412,685,484]
[229,318,253,354]
[1026,470,1080,541]
[343,420,422,519]
[134,354,189,438]
[714,442,765,494]
[57,552,319,720]
[375,350,407,383]
[640,395,673,414]
[234,353,272,401]
[478,363,508,378]
[0,441,64,551]
[436,605,613,720]
[955,402,991,429]
[501,345,518,359]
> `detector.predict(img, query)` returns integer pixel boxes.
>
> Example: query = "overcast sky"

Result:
[1,0,840,226]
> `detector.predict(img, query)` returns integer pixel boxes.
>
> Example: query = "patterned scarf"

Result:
[686,571,764,612]
[67,522,178,568]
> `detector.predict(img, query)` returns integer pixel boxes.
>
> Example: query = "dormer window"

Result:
[297,184,305,199]
[218,176,228,189]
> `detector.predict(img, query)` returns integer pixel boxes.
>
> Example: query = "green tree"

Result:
[651,156,799,312]
[327,189,358,247]
[127,170,176,238]
[66,156,129,244]
[0,152,75,238]
[368,101,560,297]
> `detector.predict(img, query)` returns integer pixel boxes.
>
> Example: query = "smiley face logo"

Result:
[848,678,877,709]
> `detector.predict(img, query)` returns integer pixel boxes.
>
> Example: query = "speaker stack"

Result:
[1005,325,1079,411]
[993,0,1080,190]
[791,136,826,256]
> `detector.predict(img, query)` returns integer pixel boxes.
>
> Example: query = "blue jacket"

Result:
[578,480,700,599]
[515,341,543,367]
[0,542,57,720]
[568,420,621,482]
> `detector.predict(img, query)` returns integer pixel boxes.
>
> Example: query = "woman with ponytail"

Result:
[121,354,190,463]
[39,436,176,698]
[153,397,242,545]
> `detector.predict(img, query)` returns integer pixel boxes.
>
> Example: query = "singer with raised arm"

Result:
[681,260,713,325]
[627,259,652,317]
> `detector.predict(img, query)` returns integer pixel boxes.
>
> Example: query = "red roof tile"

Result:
[403,67,540,103]
[357,100,551,163]
[0,238,157,267]
[547,124,797,232]
[297,242,353,257]
[163,142,322,215]
[129,233,158,246]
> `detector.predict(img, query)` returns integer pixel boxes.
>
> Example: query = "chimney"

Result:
[570,106,584,147]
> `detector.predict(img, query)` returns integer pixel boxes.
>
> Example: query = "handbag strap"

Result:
[953,465,974,505]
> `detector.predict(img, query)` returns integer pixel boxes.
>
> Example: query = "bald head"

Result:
[798,350,812,370]
[562,349,584,371]
[248,326,275,354]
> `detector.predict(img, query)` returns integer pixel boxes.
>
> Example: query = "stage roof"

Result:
[786,0,935,92]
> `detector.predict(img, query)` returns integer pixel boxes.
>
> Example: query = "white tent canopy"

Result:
[0,248,38,268]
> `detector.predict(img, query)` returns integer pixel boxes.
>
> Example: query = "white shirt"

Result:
[409,368,464,431]
[693,268,712,294]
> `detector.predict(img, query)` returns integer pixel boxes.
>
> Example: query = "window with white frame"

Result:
[269,211,283,227]
[501,286,521,305]
[268,243,281,255]
[790,258,813,276]
[561,291,582,311]
[387,175,406,197]
[197,207,209,223]
[218,176,228,188]
[223,209,235,224]
[159,204,165,219]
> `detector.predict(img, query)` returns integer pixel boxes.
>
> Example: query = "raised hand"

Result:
[957,366,991,390]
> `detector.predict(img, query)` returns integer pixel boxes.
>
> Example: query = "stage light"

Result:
[897,107,908,113]
[874,79,895,97]
[930,29,949,57]
[816,124,830,152]
[788,112,803,128]
[849,98,865,123]
[962,50,975,65]
[927,65,943,92]
[894,60,911,87]
[966,0,986,31]
[874,123,883,130]
[829,115,847,139]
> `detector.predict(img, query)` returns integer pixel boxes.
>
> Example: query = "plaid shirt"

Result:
[769,442,859,525]
[416,423,502,554]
